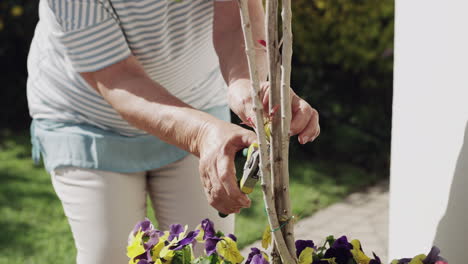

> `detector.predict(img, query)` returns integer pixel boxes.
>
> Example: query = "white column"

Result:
[390,0,468,262]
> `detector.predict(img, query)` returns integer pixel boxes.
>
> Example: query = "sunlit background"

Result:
[0,0,393,263]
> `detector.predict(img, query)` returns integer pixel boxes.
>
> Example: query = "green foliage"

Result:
[290,0,394,173]
[0,0,394,261]
[1,0,394,175]
[0,131,76,264]
[0,131,382,262]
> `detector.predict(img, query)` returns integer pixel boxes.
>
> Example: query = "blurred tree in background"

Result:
[290,0,393,174]
[0,0,393,174]
[0,0,38,130]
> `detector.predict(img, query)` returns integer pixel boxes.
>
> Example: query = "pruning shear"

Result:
[218,143,261,218]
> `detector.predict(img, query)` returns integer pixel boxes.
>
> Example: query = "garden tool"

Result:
[218,143,261,218]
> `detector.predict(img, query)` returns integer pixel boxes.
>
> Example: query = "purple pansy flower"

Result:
[170,229,201,250]
[132,218,153,235]
[246,247,269,264]
[295,240,316,257]
[369,252,382,264]
[144,229,160,250]
[251,253,269,264]
[136,260,151,264]
[423,246,448,264]
[227,233,237,242]
[332,236,352,250]
[168,224,185,241]
[323,236,353,264]
[393,258,412,264]
[201,218,216,240]
[205,237,222,256]
[134,250,153,263]
[246,248,262,264]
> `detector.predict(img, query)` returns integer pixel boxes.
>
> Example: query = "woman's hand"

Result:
[228,79,320,144]
[196,120,257,215]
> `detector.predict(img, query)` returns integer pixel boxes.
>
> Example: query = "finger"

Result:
[298,114,320,144]
[290,100,314,136]
[261,83,270,112]
[313,124,321,141]
[237,130,258,148]
[216,154,251,207]
[205,162,234,214]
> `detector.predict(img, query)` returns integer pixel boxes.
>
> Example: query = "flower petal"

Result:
[168,224,185,241]
[170,230,200,250]
[350,239,371,264]
[132,218,153,235]
[298,247,314,264]
[408,254,426,264]
[227,233,237,242]
[324,236,353,264]
[201,218,216,240]
[252,253,270,264]
[369,252,382,264]
[127,231,146,260]
[205,237,221,256]
[216,237,244,264]
[261,225,271,250]
[296,240,315,257]
[246,248,262,264]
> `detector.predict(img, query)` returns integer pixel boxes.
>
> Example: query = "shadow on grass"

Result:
[0,131,67,258]
[0,219,36,256]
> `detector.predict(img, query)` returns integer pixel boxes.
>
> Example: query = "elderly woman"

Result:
[27,0,319,263]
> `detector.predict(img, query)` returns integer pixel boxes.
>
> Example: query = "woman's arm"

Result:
[81,55,253,214]
[213,0,321,144]
[213,0,267,122]
[82,56,214,156]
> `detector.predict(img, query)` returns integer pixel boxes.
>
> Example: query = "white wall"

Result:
[390,0,468,262]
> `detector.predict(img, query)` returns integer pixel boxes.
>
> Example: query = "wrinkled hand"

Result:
[197,120,256,214]
[229,80,320,144]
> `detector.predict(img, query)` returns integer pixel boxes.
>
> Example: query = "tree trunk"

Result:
[236,1,296,263]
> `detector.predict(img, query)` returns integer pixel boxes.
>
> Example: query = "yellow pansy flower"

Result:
[323,258,337,264]
[195,224,205,243]
[127,230,145,260]
[350,239,371,264]
[152,232,170,260]
[159,246,175,264]
[216,236,244,264]
[408,254,427,264]
[298,247,314,264]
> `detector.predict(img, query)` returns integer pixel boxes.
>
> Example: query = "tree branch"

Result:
[236,1,296,263]
[278,0,296,259]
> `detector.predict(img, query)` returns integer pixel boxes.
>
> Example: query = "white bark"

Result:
[279,0,295,259]
[236,1,296,263]
[265,0,296,262]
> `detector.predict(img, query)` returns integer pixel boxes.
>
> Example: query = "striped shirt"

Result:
[27,0,228,136]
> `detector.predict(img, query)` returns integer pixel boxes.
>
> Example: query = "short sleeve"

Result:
[48,0,131,72]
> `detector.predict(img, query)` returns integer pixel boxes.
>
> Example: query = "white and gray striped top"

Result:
[27,0,229,136]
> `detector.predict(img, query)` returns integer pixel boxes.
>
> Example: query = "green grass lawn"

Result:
[0,131,384,263]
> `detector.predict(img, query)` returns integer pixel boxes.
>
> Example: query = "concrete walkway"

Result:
[241,181,389,263]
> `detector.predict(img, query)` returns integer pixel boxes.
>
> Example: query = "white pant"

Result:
[51,155,234,264]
